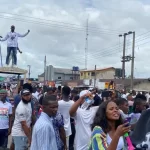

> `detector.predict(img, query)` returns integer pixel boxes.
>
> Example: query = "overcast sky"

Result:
[0,0,150,78]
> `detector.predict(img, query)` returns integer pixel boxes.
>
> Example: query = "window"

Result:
[88,72,90,76]
[58,77,61,79]
[70,77,73,80]
[81,73,83,76]
[91,72,95,76]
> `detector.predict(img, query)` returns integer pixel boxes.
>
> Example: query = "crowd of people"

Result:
[0,83,150,150]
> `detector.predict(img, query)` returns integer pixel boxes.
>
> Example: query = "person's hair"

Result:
[71,89,78,95]
[135,94,146,100]
[47,87,53,92]
[3,86,6,89]
[23,83,33,93]
[52,87,57,93]
[62,86,71,96]
[133,98,146,113]
[116,98,128,106]
[42,95,57,106]
[91,100,123,133]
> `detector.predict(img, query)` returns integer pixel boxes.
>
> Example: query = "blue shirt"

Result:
[30,112,58,150]
[14,94,21,107]
[6,97,10,103]
[52,113,64,150]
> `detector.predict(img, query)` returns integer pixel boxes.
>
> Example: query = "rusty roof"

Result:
[80,67,115,72]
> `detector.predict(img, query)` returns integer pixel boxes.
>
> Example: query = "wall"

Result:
[96,70,115,79]
[80,69,115,80]
[38,76,44,82]
[133,81,150,91]
[54,73,65,81]
[64,74,74,80]
[54,73,74,81]
[45,65,54,81]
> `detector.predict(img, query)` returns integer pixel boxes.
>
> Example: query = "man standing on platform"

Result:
[0,25,30,67]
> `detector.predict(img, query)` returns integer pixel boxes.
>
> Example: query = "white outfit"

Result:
[32,91,40,100]
[107,134,124,150]
[121,94,127,99]
[0,101,12,129]
[12,100,32,136]
[58,100,74,137]
[74,106,99,150]
[119,109,129,120]
[0,31,29,47]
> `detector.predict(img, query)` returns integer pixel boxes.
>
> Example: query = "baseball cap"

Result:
[21,89,30,96]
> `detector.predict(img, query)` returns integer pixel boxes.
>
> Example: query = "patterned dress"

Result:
[52,113,64,150]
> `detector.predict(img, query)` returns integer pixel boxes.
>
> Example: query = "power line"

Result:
[0,15,119,36]
[0,11,124,33]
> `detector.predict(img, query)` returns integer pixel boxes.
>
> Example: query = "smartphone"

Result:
[124,117,131,127]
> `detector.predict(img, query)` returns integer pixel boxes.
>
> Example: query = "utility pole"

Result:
[94,65,96,87]
[85,17,89,70]
[27,65,31,79]
[44,55,46,85]
[122,33,127,79]
[119,32,133,88]
[131,32,135,90]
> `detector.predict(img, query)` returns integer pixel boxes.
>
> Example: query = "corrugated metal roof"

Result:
[54,68,73,74]
[80,67,115,72]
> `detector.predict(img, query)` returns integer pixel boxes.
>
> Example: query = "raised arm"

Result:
[69,95,84,117]
[0,34,9,41]
[17,30,30,37]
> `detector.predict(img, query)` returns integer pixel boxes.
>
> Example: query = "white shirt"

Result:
[74,106,99,150]
[0,101,12,129]
[58,100,74,137]
[107,134,124,150]
[32,91,40,100]
[121,94,127,99]
[0,31,29,47]
[12,100,32,136]
[119,109,129,120]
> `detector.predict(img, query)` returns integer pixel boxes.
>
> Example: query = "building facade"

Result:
[80,67,116,80]
[38,65,80,82]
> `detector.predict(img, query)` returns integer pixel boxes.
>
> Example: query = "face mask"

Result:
[22,97,31,104]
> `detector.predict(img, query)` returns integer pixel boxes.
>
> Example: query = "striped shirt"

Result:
[30,112,58,150]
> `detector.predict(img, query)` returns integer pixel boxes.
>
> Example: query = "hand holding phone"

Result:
[124,117,131,127]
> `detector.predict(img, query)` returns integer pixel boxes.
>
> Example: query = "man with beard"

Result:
[11,89,32,150]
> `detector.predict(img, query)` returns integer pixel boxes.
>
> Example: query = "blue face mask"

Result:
[81,97,94,110]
